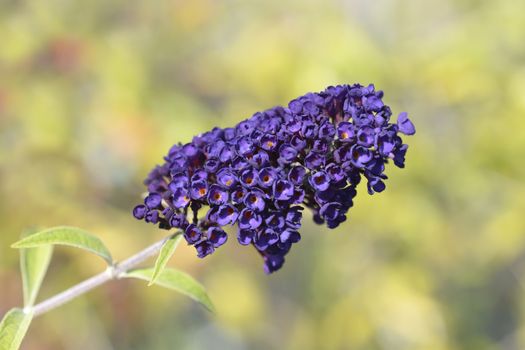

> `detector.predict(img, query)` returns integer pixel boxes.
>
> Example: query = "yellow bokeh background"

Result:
[1,1,525,349]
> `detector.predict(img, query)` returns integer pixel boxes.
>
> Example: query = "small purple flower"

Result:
[303,100,319,116]
[147,179,167,193]
[251,129,264,140]
[301,121,318,139]
[273,179,294,201]
[207,226,228,248]
[239,208,263,229]
[288,166,306,185]
[244,189,266,212]
[172,187,190,208]
[285,117,302,133]
[169,173,189,191]
[350,145,372,168]
[231,156,250,171]
[285,207,303,229]
[291,188,305,204]
[338,122,355,141]
[319,122,336,140]
[236,120,256,136]
[204,158,220,173]
[376,130,397,156]
[169,213,188,229]
[263,254,285,274]
[260,134,278,151]
[333,146,350,163]
[325,163,345,183]
[208,184,229,205]
[191,169,208,182]
[236,136,255,156]
[374,111,389,127]
[237,229,255,245]
[314,188,335,206]
[217,168,237,188]
[312,139,330,153]
[312,209,324,225]
[169,154,187,172]
[278,144,298,165]
[182,143,199,159]
[304,151,325,169]
[216,204,239,225]
[224,127,235,141]
[397,112,416,135]
[309,171,330,192]
[240,168,258,187]
[219,146,234,163]
[254,229,279,251]
[258,167,278,188]
[206,140,225,158]
[290,135,307,151]
[265,213,286,230]
[189,180,208,200]
[184,224,203,244]
[205,206,219,223]
[365,157,385,176]
[144,193,162,209]
[363,95,383,111]
[357,127,375,147]
[338,186,357,208]
[393,144,409,168]
[250,150,270,168]
[231,185,246,205]
[195,240,215,258]
[367,176,386,194]
[145,210,159,224]
[289,99,303,114]
[353,113,374,128]
[280,229,301,244]
[319,202,343,221]
[133,205,147,219]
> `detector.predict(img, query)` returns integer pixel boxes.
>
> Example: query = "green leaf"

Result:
[20,240,53,307]
[148,234,183,286]
[0,308,33,350]
[12,226,112,265]
[124,268,215,312]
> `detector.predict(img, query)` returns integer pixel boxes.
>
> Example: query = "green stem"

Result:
[29,236,171,317]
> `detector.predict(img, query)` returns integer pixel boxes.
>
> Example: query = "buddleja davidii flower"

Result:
[133,83,415,273]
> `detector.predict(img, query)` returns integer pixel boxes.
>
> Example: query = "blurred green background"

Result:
[1,0,525,349]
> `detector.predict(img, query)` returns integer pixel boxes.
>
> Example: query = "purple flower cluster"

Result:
[133,84,415,273]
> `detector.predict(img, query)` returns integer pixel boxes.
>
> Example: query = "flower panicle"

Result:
[133,83,415,273]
